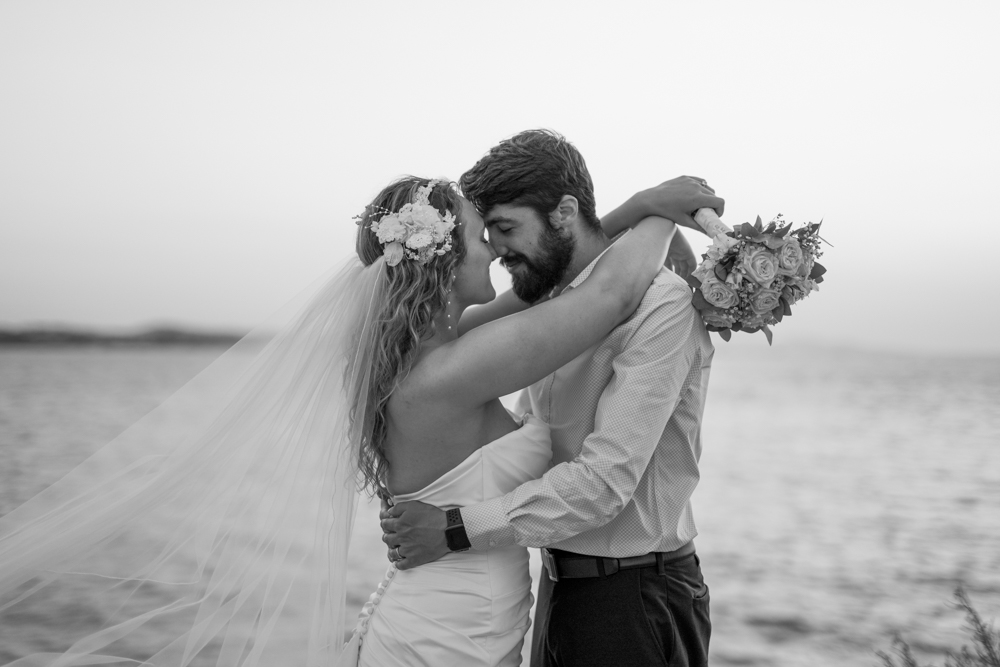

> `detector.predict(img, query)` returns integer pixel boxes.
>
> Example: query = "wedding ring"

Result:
[391,547,402,561]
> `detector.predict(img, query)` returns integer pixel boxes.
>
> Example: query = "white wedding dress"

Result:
[339,414,551,667]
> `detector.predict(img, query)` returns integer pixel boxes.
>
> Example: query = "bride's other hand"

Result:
[666,231,698,280]
[380,500,449,570]
[601,175,724,238]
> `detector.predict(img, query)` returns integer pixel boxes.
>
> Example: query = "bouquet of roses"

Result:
[686,208,826,344]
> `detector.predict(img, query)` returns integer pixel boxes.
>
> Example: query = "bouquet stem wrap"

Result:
[694,207,733,238]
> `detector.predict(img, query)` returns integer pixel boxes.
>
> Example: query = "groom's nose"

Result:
[486,230,507,258]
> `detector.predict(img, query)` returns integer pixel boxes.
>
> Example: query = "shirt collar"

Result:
[558,232,622,295]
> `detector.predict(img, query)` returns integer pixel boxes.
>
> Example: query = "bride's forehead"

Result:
[459,198,484,230]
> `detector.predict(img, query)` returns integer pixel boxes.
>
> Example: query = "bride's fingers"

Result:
[700,195,725,218]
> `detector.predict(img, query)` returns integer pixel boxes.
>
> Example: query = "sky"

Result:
[1,1,998,355]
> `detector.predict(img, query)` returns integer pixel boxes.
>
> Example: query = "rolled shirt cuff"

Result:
[461,497,517,551]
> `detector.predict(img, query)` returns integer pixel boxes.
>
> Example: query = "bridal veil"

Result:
[0,258,386,666]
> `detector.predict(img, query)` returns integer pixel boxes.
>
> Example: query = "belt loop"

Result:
[596,558,607,578]
[656,552,666,577]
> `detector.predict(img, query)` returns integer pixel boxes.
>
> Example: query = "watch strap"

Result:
[445,508,471,552]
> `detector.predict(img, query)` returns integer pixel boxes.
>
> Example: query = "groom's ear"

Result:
[547,195,579,230]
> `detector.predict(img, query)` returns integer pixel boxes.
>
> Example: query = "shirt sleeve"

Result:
[462,280,698,550]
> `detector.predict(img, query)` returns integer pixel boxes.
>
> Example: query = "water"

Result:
[1,345,998,665]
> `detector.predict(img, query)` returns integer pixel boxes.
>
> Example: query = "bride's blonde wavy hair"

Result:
[353,177,467,496]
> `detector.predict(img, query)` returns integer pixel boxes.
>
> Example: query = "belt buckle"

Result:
[541,548,560,582]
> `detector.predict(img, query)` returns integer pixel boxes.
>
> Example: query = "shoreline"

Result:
[0,328,244,347]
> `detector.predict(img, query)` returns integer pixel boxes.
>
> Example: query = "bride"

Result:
[0,173,712,666]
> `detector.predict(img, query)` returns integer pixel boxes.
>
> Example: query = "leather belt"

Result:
[541,541,695,582]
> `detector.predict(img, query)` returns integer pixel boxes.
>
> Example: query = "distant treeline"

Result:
[0,328,244,347]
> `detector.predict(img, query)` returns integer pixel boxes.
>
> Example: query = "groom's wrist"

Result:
[445,508,472,552]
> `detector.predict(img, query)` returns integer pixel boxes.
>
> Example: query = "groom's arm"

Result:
[385,277,697,567]
[462,280,697,550]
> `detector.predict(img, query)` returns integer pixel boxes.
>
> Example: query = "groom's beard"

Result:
[502,226,575,303]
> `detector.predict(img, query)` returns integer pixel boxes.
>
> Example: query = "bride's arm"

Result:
[422,217,676,408]
[601,175,724,237]
[457,289,537,336]
[457,176,721,334]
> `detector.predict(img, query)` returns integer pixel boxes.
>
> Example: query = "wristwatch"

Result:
[445,508,472,552]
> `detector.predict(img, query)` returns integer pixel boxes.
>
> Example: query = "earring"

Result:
[446,273,456,331]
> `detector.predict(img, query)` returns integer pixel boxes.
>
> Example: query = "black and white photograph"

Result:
[1,2,998,666]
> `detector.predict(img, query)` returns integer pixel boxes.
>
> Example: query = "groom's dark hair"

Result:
[459,129,602,233]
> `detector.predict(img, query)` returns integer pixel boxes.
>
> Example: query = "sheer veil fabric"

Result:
[0,258,387,666]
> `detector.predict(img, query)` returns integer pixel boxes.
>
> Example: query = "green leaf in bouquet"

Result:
[814,275,824,284]
[771,304,784,323]
[685,274,703,289]
[780,296,792,317]
[714,263,729,281]
[809,262,827,279]
[705,324,723,332]
[764,221,777,234]
[718,329,732,342]
[731,321,743,332]
[762,325,773,346]
[754,215,763,232]
[691,289,711,310]
[774,224,791,239]
[739,222,756,237]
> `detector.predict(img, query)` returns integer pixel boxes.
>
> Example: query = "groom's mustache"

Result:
[500,252,533,272]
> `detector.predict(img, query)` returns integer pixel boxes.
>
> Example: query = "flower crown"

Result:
[358,180,457,267]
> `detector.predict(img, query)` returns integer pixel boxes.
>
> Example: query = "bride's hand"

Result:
[600,175,724,239]
[637,175,724,235]
[380,500,450,570]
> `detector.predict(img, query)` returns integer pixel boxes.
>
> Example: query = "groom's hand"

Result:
[379,499,450,570]
[638,176,725,235]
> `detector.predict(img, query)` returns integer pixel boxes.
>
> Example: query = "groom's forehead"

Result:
[484,204,542,227]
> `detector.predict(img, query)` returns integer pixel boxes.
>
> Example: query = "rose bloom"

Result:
[796,254,815,278]
[701,308,734,328]
[692,263,716,286]
[742,246,779,288]
[777,238,804,276]
[740,314,769,330]
[375,216,406,244]
[700,278,739,309]
[749,287,782,315]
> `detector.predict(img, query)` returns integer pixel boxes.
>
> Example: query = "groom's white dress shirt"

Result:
[462,254,714,558]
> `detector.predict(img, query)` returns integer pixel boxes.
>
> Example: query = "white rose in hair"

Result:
[406,231,433,249]
[375,216,406,244]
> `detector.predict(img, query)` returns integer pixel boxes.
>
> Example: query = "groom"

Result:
[381,130,719,667]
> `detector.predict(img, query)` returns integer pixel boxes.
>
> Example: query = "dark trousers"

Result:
[530,552,711,667]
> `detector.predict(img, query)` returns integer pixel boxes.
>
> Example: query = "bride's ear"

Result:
[547,195,579,230]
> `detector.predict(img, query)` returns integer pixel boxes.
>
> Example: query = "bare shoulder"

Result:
[390,339,467,405]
